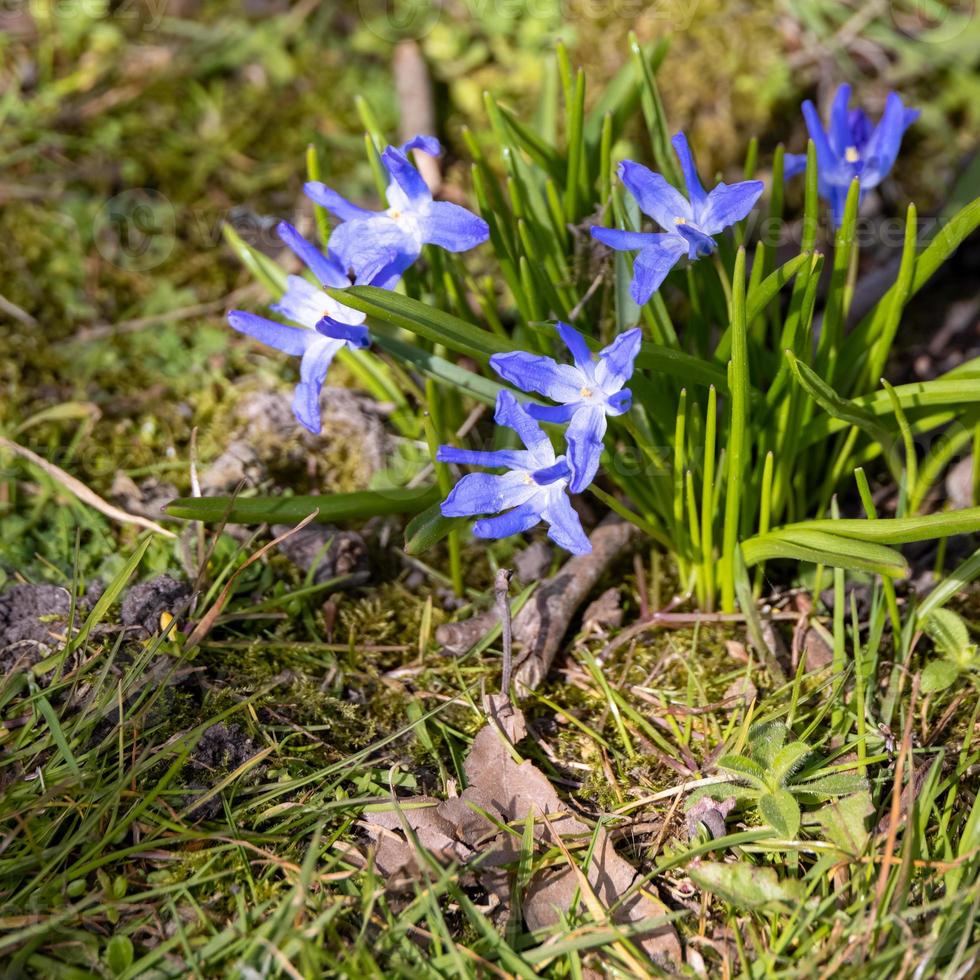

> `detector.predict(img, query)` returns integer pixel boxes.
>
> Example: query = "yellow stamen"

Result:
[845,146,860,163]
[674,216,687,226]
[580,387,593,398]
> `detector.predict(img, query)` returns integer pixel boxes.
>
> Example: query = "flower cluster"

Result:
[437,323,642,555]
[227,86,917,555]
[591,132,764,304]
[784,84,919,227]
[228,137,489,433]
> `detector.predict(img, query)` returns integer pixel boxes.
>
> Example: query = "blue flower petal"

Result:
[827,84,854,157]
[675,222,717,258]
[698,180,765,236]
[316,318,370,349]
[436,446,532,470]
[490,352,587,404]
[531,459,571,486]
[419,201,489,251]
[596,328,642,391]
[227,310,312,357]
[350,246,403,289]
[590,226,661,251]
[400,134,442,157]
[271,275,332,330]
[671,132,709,217]
[440,470,539,517]
[618,160,691,228]
[565,404,608,493]
[293,336,344,434]
[276,221,349,289]
[525,402,578,424]
[555,321,595,373]
[606,389,632,415]
[828,182,851,229]
[802,100,846,188]
[494,391,556,461]
[848,108,873,151]
[861,92,916,189]
[472,502,543,540]
[381,146,432,209]
[329,215,420,285]
[540,490,592,555]
[782,152,808,180]
[630,236,687,304]
[303,182,374,221]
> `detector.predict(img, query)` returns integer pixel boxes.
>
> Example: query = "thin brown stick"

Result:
[495,568,514,697]
[184,511,319,649]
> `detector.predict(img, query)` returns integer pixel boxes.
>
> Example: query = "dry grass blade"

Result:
[184,510,320,648]
[0,436,176,538]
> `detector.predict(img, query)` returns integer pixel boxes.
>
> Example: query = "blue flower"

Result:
[590,132,764,304]
[227,222,372,435]
[489,323,641,493]
[437,391,591,555]
[784,84,919,227]
[304,135,489,288]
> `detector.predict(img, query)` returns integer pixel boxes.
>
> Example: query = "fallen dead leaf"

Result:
[358,696,681,967]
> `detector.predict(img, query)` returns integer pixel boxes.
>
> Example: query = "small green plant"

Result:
[689,721,866,838]
[921,608,980,694]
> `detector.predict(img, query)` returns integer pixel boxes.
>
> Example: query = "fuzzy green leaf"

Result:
[748,721,789,768]
[813,792,873,856]
[717,754,769,789]
[760,788,801,838]
[923,608,974,663]
[690,861,805,910]
[921,659,961,694]
[771,742,811,786]
[792,773,867,798]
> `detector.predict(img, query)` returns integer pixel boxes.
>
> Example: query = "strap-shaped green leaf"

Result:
[716,253,812,361]
[766,508,980,545]
[785,351,893,449]
[843,197,980,370]
[371,328,506,406]
[166,486,440,525]
[404,502,467,556]
[741,528,909,578]
[799,372,980,446]
[331,286,511,362]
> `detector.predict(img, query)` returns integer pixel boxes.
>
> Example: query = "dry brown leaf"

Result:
[358,701,681,968]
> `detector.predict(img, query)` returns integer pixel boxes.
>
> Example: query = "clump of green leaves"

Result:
[173,37,980,612]
[689,721,866,838]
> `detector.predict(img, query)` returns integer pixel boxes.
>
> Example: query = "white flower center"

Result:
[386,206,423,247]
